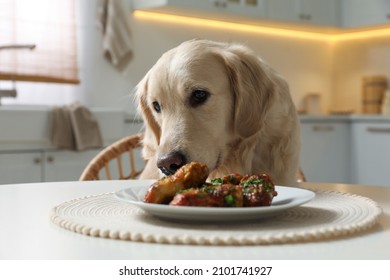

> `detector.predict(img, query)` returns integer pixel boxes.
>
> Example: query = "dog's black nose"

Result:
[157,151,187,176]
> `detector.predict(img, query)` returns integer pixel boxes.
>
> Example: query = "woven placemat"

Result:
[50,190,382,245]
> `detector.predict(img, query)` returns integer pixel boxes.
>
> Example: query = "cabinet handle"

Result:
[386,14,390,20]
[47,156,54,163]
[312,125,335,132]
[33,158,41,164]
[367,127,390,133]
[299,14,311,20]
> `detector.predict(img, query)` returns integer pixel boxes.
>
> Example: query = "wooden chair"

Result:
[296,168,306,183]
[79,133,144,181]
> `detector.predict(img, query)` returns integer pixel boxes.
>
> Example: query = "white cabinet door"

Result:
[224,0,267,18]
[267,0,340,26]
[300,121,351,183]
[135,0,267,22]
[300,0,340,26]
[267,0,300,23]
[351,122,390,187]
[342,0,390,28]
[193,0,266,15]
[0,152,43,184]
[43,150,101,182]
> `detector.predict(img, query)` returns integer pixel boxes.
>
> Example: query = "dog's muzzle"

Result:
[157,151,187,176]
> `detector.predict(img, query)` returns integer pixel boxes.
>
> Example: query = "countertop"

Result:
[299,114,390,123]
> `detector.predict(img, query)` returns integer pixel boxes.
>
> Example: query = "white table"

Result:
[0,180,389,260]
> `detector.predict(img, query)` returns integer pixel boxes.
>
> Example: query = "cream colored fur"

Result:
[135,39,300,186]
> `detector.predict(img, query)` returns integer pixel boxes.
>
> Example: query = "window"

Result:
[0,0,79,105]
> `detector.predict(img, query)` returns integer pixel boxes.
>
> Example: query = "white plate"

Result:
[114,181,315,222]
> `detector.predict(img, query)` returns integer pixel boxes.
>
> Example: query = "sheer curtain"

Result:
[0,0,79,105]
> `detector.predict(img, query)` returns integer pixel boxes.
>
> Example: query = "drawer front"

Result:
[300,122,351,183]
[352,123,390,186]
[0,152,43,184]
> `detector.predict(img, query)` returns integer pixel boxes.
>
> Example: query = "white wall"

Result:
[75,0,136,110]
[332,36,390,113]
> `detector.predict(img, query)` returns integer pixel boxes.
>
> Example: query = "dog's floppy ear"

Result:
[219,44,286,138]
[135,74,161,158]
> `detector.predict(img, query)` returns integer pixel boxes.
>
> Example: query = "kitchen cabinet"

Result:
[351,122,390,187]
[300,116,390,187]
[133,0,267,22]
[134,0,390,30]
[134,0,341,28]
[215,0,267,19]
[180,0,268,18]
[342,0,390,28]
[43,150,102,182]
[0,116,145,184]
[0,107,137,184]
[0,149,101,184]
[300,118,351,183]
[267,0,340,27]
[0,152,43,184]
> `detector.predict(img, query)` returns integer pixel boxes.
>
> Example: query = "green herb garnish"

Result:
[224,194,235,206]
[262,182,273,192]
[242,178,261,187]
[211,178,223,186]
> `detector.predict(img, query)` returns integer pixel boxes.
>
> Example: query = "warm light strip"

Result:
[134,10,390,42]
[134,10,329,41]
[332,28,390,41]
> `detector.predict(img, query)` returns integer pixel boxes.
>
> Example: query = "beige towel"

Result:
[50,103,103,151]
[50,106,75,150]
[96,0,133,71]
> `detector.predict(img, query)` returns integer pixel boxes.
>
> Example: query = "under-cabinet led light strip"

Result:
[134,10,390,42]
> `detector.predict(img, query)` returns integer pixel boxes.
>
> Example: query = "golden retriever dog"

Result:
[135,39,300,186]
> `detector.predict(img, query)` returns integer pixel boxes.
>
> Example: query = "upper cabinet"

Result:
[133,0,390,30]
[342,0,390,28]
[267,0,340,27]
[133,0,267,22]
[208,0,267,18]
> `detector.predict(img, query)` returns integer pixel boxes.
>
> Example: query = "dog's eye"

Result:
[190,89,209,107]
[152,101,161,113]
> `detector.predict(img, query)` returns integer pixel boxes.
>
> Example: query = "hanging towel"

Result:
[50,106,75,150]
[50,103,103,151]
[96,0,133,71]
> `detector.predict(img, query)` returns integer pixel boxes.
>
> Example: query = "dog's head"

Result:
[135,39,289,177]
